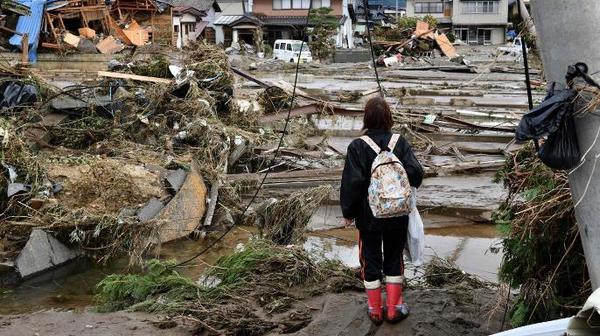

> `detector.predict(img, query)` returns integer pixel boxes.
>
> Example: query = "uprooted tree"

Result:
[493,145,591,327]
[308,7,338,61]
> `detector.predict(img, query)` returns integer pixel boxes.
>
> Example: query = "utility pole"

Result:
[396,0,399,22]
[531,0,600,290]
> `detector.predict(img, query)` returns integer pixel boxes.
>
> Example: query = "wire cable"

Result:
[362,0,384,97]
[173,2,315,268]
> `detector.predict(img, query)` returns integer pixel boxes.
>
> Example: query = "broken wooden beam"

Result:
[97,71,172,84]
[259,103,363,123]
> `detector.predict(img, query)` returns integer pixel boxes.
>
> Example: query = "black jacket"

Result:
[340,129,424,231]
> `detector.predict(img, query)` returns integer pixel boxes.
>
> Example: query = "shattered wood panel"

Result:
[107,15,132,45]
[78,27,96,38]
[415,21,434,39]
[96,36,124,54]
[155,165,207,243]
[435,33,458,58]
[123,28,149,46]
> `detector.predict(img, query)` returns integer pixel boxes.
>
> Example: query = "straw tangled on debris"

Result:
[424,257,487,289]
[96,240,359,335]
[258,185,332,245]
[493,145,590,326]
[258,87,292,114]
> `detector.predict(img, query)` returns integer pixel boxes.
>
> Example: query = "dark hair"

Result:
[363,96,393,131]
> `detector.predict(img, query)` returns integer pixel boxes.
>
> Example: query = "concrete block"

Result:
[15,229,80,278]
[166,169,187,192]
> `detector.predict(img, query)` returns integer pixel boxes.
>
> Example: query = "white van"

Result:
[273,39,313,63]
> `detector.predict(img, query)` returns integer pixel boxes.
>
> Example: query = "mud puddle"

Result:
[0,213,501,315]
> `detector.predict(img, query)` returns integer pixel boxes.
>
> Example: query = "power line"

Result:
[173,1,316,268]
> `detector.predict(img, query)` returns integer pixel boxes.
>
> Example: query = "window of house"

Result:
[414,2,443,14]
[174,25,179,33]
[312,0,331,8]
[462,1,499,14]
[274,0,323,9]
[273,0,284,9]
[454,28,468,42]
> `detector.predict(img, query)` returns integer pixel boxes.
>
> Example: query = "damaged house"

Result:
[406,0,508,44]
[170,0,221,48]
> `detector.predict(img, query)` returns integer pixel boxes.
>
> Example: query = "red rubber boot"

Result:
[385,276,409,323]
[365,280,383,325]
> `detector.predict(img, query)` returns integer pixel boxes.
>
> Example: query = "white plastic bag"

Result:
[405,188,425,266]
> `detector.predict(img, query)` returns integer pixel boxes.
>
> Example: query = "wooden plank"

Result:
[435,33,458,58]
[97,71,172,83]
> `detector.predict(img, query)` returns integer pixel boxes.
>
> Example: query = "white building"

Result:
[406,0,509,45]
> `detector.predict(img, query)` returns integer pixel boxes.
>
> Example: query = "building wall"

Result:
[252,0,343,16]
[406,0,448,19]
[180,13,197,23]
[215,25,225,43]
[490,26,504,44]
[452,0,508,25]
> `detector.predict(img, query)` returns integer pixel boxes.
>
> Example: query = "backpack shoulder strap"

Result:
[360,136,380,154]
[388,134,401,151]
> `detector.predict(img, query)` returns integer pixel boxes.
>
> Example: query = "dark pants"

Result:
[359,225,408,282]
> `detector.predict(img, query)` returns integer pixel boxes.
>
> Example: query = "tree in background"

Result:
[308,7,338,61]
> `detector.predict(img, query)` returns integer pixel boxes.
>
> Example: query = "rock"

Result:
[15,229,80,278]
[165,169,187,192]
[154,165,207,243]
[290,293,373,336]
[137,198,164,222]
[77,38,98,54]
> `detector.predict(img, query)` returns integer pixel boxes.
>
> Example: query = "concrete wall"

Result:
[252,0,343,16]
[530,0,600,290]
[452,0,508,25]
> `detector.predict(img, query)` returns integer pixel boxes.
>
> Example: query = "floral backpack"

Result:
[360,134,412,218]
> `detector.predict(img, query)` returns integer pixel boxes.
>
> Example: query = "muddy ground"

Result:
[0,285,507,336]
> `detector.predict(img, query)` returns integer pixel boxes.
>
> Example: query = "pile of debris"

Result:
[0,0,177,62]
[373,20,461,67]
[0,43,298,283]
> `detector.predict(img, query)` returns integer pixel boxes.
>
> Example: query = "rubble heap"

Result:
[0,43,292,280]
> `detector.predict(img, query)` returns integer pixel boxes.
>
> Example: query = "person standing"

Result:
[340,97,424,324]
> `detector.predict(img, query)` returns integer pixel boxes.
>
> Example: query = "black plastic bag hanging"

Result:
[515,87,577,142]
[538,114,581,170]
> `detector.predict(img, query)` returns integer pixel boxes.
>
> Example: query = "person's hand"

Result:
[342,218,354,227]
